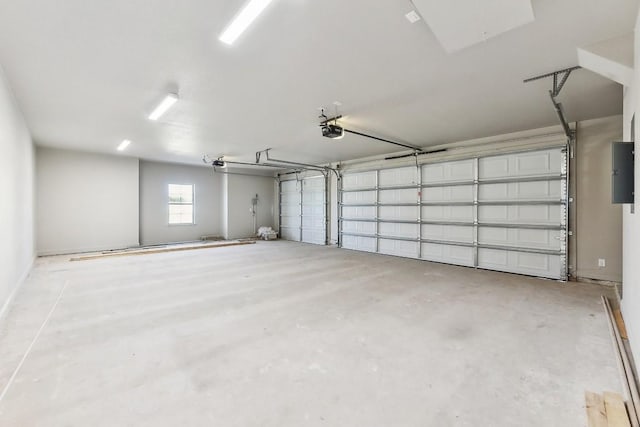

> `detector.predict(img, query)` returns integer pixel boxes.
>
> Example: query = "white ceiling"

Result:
[0,0,636,166]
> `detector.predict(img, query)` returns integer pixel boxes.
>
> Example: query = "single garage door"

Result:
[339,147,568,280]
[279,175,327,245]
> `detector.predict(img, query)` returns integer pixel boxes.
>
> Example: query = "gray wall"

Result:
[574,115,623,282]
[224,173,276,239]
[36,147,139,255]
[0,63,35,317]
[139,160,222,245]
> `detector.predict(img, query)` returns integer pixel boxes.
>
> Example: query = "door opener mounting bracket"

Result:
[524,66,581,140]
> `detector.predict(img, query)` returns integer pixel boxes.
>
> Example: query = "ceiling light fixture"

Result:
[148,93,178,121]
[219,0,274,45]
[405,10,421,24]
[117,139,131,151]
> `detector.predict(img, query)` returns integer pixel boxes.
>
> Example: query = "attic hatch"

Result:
[411,0,535,53]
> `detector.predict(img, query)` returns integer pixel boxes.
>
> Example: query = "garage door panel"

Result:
[478,248,562,279]
[421,224,474,243]
[479,180,562,201]
[379,167,418,186]
[479,149,562,179]
[302,230,325,245]
[302,215,325,228]
[280,215,300,228]
[342,206,376,219]
[303,192,324,204]
[281,180,299,192]
[303,177,325,190]
[421,243,474,266]
[478,227,562,250]
[342,171,377,190]
[478,205,562,225]
[280,204,299,217]
[280,193,300,204]
[379,206,418,221]
[281,177,327,245]
[422,185,474,202]
[422,205,474,222]
[342,235,376,252]
[343,191,376,204]
[422,159,475,183]
[379,188,418,204]
[342,221,376,235]
[280,227,300,241]
[379,239,419,258]
[379,223,419,238]
[302,204,324,217]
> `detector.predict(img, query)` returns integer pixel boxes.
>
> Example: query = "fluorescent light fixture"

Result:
[117,139,131,151]
[219,0,274,45]
[148,93,178,121]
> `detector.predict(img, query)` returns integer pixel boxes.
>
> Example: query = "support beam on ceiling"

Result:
[577,33,634,87]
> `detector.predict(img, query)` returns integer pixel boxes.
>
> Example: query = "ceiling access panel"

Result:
[411,0,535,53]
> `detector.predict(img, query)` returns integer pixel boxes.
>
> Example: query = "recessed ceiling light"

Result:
[148,93,178,121]
[219,0,274,45]
[405,10,421,24]
[117,139,131,151]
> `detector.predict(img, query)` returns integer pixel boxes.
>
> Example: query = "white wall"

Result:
[36,147,139,255]
[0,63,35,317]
[620,11,640,373]
[574,116,623,282]
[224,173,276,239]
[139,160,222,245]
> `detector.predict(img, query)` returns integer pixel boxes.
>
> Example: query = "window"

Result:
[168,184,194,225]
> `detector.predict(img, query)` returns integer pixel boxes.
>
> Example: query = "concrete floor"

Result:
[0,241,622,426]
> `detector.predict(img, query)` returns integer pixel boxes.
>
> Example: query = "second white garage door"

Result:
[339,147,568,279]
[279,176,327,245]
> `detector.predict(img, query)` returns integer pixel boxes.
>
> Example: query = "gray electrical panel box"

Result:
[612,142,635,204]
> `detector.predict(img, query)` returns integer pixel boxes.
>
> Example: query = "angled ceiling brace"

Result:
[524,66,581,140]
[203,155,319,174]
[256,149,340,179]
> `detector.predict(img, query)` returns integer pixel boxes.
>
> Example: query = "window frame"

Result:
[167,183,195,226]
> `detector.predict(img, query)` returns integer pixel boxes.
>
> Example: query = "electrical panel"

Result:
[612,142,635,204]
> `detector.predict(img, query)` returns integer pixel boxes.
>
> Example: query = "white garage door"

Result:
[279,176,327,245]
[339,147,568,279]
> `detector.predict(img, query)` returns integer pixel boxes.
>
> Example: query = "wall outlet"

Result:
[598,258,606,268]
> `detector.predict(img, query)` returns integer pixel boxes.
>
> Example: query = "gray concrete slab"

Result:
[0,241,622,426]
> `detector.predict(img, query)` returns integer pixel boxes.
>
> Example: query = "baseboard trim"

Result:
[574,276,621,287]
[0,256,35,323]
